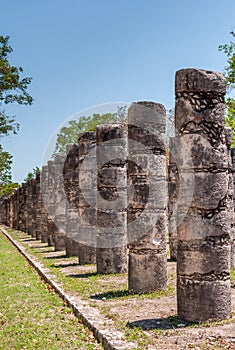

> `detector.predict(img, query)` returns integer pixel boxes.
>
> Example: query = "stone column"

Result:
[52,154,66,251]
[175,68,231,322]
[28,179,34,235]
[13,188,20,230]
[231,148,235,268]
[225,128,235,269]
[27,179,34,236]
[64,144,80,257]
[78,132,96,264]
[18,186,23,232]
[24,181,30,234]
[31,178,37,238]
[96,124,128,274]
[22,183,27,233]
[168,137,178,261]
[0,198,4,224]
[9,195,13,228]
[127,101,167,293]
[40,165,50,243]
[5,197,9,226]
[35,171,42,240]
[47,160,57,246]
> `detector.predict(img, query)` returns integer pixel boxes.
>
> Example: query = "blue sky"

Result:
[1,0,235,183]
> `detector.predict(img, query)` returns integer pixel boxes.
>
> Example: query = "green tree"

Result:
[53,107,128,156]
[0,145,12,184]
[0,182,20,198]
[219,30,235,147]
[53,112,117,156]
[0,35,33,194]
[0,35,33,136]
[23,166,40,182]
[0,145,19,197]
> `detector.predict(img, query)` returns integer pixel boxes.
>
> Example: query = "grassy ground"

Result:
[7,229,174,302]
[0,230,103,350]
[3,227,235,350]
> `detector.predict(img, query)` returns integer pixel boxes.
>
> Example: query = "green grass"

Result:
[4,228,176,349]
[5,227,235,350]
[7,228,174,302]
[231,267,235,283]
[0,230,102,350]
[124,327,150,348]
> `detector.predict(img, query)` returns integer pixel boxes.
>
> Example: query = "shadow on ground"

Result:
[46,254,68,260]
[90,289,132,300]
[21,238,35,242]
[67,272,99,279]
[54,262,79,268]
[127,315,190,330]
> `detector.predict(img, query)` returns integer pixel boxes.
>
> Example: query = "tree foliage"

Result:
[0,145,12,184]
[23,166,40,182]
[219,30,235,147]
[0,182,19,198]
[0,145,19,197]
[0,35,33,136]
[0,35,33,196]
[53,107,127,156]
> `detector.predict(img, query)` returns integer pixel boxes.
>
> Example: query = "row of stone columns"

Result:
[0,68,234,323]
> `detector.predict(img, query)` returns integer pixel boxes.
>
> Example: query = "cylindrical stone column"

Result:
[225,128,235,269]
[231,148,235,268]
[31,178,37,238]
[96,124,128,274]
[24,182,29,233]
[127,101,168,293]
[64,144,80,257]
[24,181,30,234]
[28,179,34,236]
[9,195,13,228]
[47,160,57,246]
[35,171,42,240]
[18,186,24,232]
[78,132,96,264]
[168,137,178,261]
[40,165,50,243]
[13,188,19,230]
[52,154,66,251]
[175,68,231,322]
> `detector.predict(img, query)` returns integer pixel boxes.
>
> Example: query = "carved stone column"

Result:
[31,178,37,238]
[64,144,80,257]
[127,101,167,293]
[175,68,231,322]
[18,186,24,232]
[78,132,96,264]
[40,165,50,243]
[53,155,66,251]
[231,147,235,268]
[96,124,128,274]
[24,181,30,234]
[47,160,57,246]
[35,171,42,240]
[168,137,178,261]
